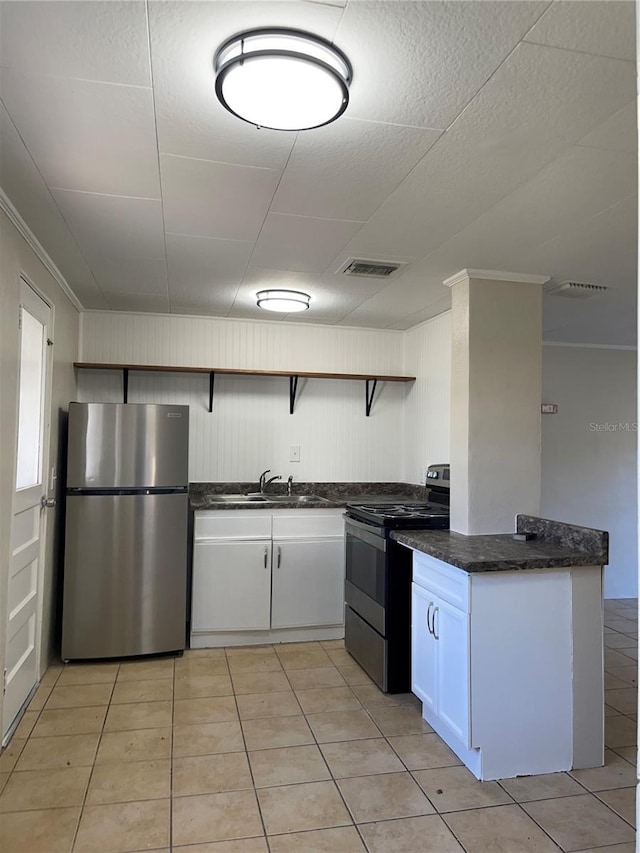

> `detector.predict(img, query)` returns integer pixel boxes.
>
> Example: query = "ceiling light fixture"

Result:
[256,289,311,313]
[214,28,352,131]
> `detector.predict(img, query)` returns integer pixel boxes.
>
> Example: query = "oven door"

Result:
[344,517,387,635]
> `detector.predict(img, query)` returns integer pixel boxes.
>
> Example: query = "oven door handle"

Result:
[344,517,387,552]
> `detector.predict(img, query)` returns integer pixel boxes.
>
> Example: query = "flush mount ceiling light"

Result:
[214,28,352,131]
[256,289,311,312]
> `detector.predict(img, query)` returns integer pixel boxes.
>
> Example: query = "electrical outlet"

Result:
[290,445,301,463]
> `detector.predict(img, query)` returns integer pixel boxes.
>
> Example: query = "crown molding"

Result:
[443,269,550,288]
[0,187,83,312]
[542,340,636,351]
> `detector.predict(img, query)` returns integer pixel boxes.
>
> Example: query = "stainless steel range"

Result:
[344,465,450,693]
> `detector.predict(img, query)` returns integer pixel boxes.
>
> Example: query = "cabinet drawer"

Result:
[272,511,344,539]
[194,510,272,541]
[413,552,470,613]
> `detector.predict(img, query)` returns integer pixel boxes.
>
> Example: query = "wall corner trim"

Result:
[443,269,550,289]
[0,187,83,312]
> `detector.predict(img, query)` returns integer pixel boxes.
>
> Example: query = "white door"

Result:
[435,598,470,747]
[3,281,53,740]
[192,540,272,632]
[411,582,437,714]
[271,538,344,629]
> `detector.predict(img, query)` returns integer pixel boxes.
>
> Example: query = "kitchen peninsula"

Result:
[394,515,608,781]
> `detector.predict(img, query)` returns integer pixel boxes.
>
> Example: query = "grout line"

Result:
[225,646,271,852]
[69,663,120,852]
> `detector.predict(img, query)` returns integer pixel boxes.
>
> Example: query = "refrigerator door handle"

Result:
[264,546,269,569]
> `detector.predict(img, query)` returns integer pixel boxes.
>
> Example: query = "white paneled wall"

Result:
[403,312,452,484]
[78,312,409,482]
[80,312,405,374]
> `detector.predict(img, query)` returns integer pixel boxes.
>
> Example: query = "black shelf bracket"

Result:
[122,368,129,404]
[209,372,215,413]
[289,375,299,414]
[365,378,378,417]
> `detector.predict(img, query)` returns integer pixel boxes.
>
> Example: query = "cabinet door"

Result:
[434,597,470,746]
[192,540,271,631]
[411,582,437,714]
[271,538,345,629]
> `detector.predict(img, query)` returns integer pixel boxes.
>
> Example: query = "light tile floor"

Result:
[0,599,636,852]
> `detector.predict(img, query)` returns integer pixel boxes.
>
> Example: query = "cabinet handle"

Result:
[264,546,268,569]
[433,606,439,640]
[426,602,434,635]
[276,545,281,569]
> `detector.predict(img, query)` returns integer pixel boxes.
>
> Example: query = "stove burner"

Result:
[346,501,450,529]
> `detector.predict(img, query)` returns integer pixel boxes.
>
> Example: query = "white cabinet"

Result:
[410,549,604,781]
[411,582,437,715]
[192,540,271,632]
[411,563,469,746]
[271,538,345,629]
[192,508,345,646]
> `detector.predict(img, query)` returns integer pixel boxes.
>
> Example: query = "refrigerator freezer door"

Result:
[62,493,188,659]
[67,403,189,488]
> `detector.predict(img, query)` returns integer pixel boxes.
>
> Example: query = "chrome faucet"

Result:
[258,469,282,493]
[287,475,293,496]
[258,469,270,492]
[263,474,281,493]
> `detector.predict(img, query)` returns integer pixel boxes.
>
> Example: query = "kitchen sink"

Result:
[206,494,329,505]
[266,494,329,503]
[207,494,270,503]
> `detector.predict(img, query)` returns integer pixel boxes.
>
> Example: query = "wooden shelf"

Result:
[74,362,416,416]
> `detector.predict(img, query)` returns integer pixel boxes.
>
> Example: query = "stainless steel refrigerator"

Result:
[62,402,189,660]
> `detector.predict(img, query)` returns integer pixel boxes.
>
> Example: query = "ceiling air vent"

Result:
[339,258,407,279]
[545,281,608,299]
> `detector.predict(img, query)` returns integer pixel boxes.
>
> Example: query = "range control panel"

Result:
[426,465,450,486]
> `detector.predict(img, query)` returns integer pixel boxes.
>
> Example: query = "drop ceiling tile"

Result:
[339,275,449,328]
[0,70,160,197]
[347,42,635,259]
[0,101,103,306]
[166,232,253,304]
[272,118,441,220]
[387,296,452,330]
[161,154,281,241]
[577,101,637,153]
[148,0,341,167]
[417,145,636,276]
[252,213,364,273]
[105,293,171,313]
[524,0,635,61]
[52,189,165,261]
[70,284,110,310]
[335,0,548,128]
[169,297,234,316]
[522,195,637,294]
[0,1,152,85]
[92,258,169,296]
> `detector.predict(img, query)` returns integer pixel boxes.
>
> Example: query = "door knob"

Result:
[41,496,56,509]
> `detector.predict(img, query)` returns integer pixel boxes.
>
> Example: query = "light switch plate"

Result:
[290,445,301,463]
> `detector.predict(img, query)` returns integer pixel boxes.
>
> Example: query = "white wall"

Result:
[0,206,79,713]
[403,312,451,484]
[79,312,409,483]
[541,345,637,599]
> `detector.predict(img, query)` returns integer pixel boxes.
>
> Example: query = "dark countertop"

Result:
[392,516,608,573]
[189,481,427,511]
